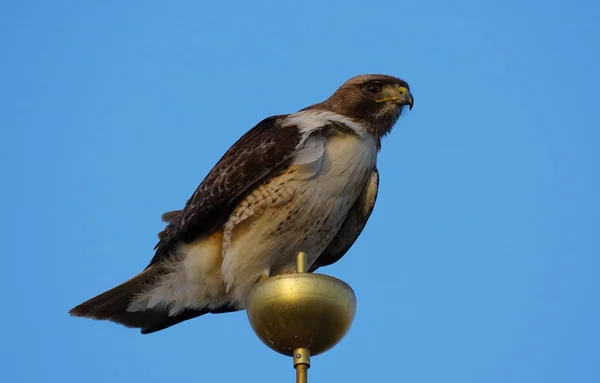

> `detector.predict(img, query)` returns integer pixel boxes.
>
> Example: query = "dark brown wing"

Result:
[150,114,302,266]
[309,168,379,272]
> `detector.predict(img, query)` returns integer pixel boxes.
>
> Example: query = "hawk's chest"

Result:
[262,132,377,268]
[295,132,378,196]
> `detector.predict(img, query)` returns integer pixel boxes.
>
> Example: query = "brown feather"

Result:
[161,210,182,223]
[69,267,164,329]
[158,210,183,239]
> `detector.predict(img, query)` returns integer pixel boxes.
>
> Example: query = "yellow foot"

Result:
[256,271,270,283]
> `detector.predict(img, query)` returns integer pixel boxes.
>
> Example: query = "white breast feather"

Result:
[285,110,369,137]
[292,134,325,179]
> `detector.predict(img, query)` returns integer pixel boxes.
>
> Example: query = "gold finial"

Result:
[296,251,307,273]
[246,251,357,382]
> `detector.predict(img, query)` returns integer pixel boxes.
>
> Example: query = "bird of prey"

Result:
[70,74,414,334]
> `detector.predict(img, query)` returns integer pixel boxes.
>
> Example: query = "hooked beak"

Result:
[396,86,414,110]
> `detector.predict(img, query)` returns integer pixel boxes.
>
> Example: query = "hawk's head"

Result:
[314,74,413,140]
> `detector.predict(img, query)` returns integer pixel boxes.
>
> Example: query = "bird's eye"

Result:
[365,83,382,94]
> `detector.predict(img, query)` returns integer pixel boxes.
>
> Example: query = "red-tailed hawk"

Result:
[70,74,414,334]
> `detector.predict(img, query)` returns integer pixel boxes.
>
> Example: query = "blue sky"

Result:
[1,0,598,382]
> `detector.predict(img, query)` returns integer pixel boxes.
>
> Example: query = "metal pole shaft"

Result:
[293,348,310,383]
[295,364,308,383]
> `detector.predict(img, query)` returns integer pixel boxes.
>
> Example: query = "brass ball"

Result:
[245,272,357,356]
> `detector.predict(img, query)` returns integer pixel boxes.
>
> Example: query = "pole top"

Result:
[245,251,357,356]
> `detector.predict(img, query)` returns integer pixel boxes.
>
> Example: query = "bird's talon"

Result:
[257,273,270,282]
